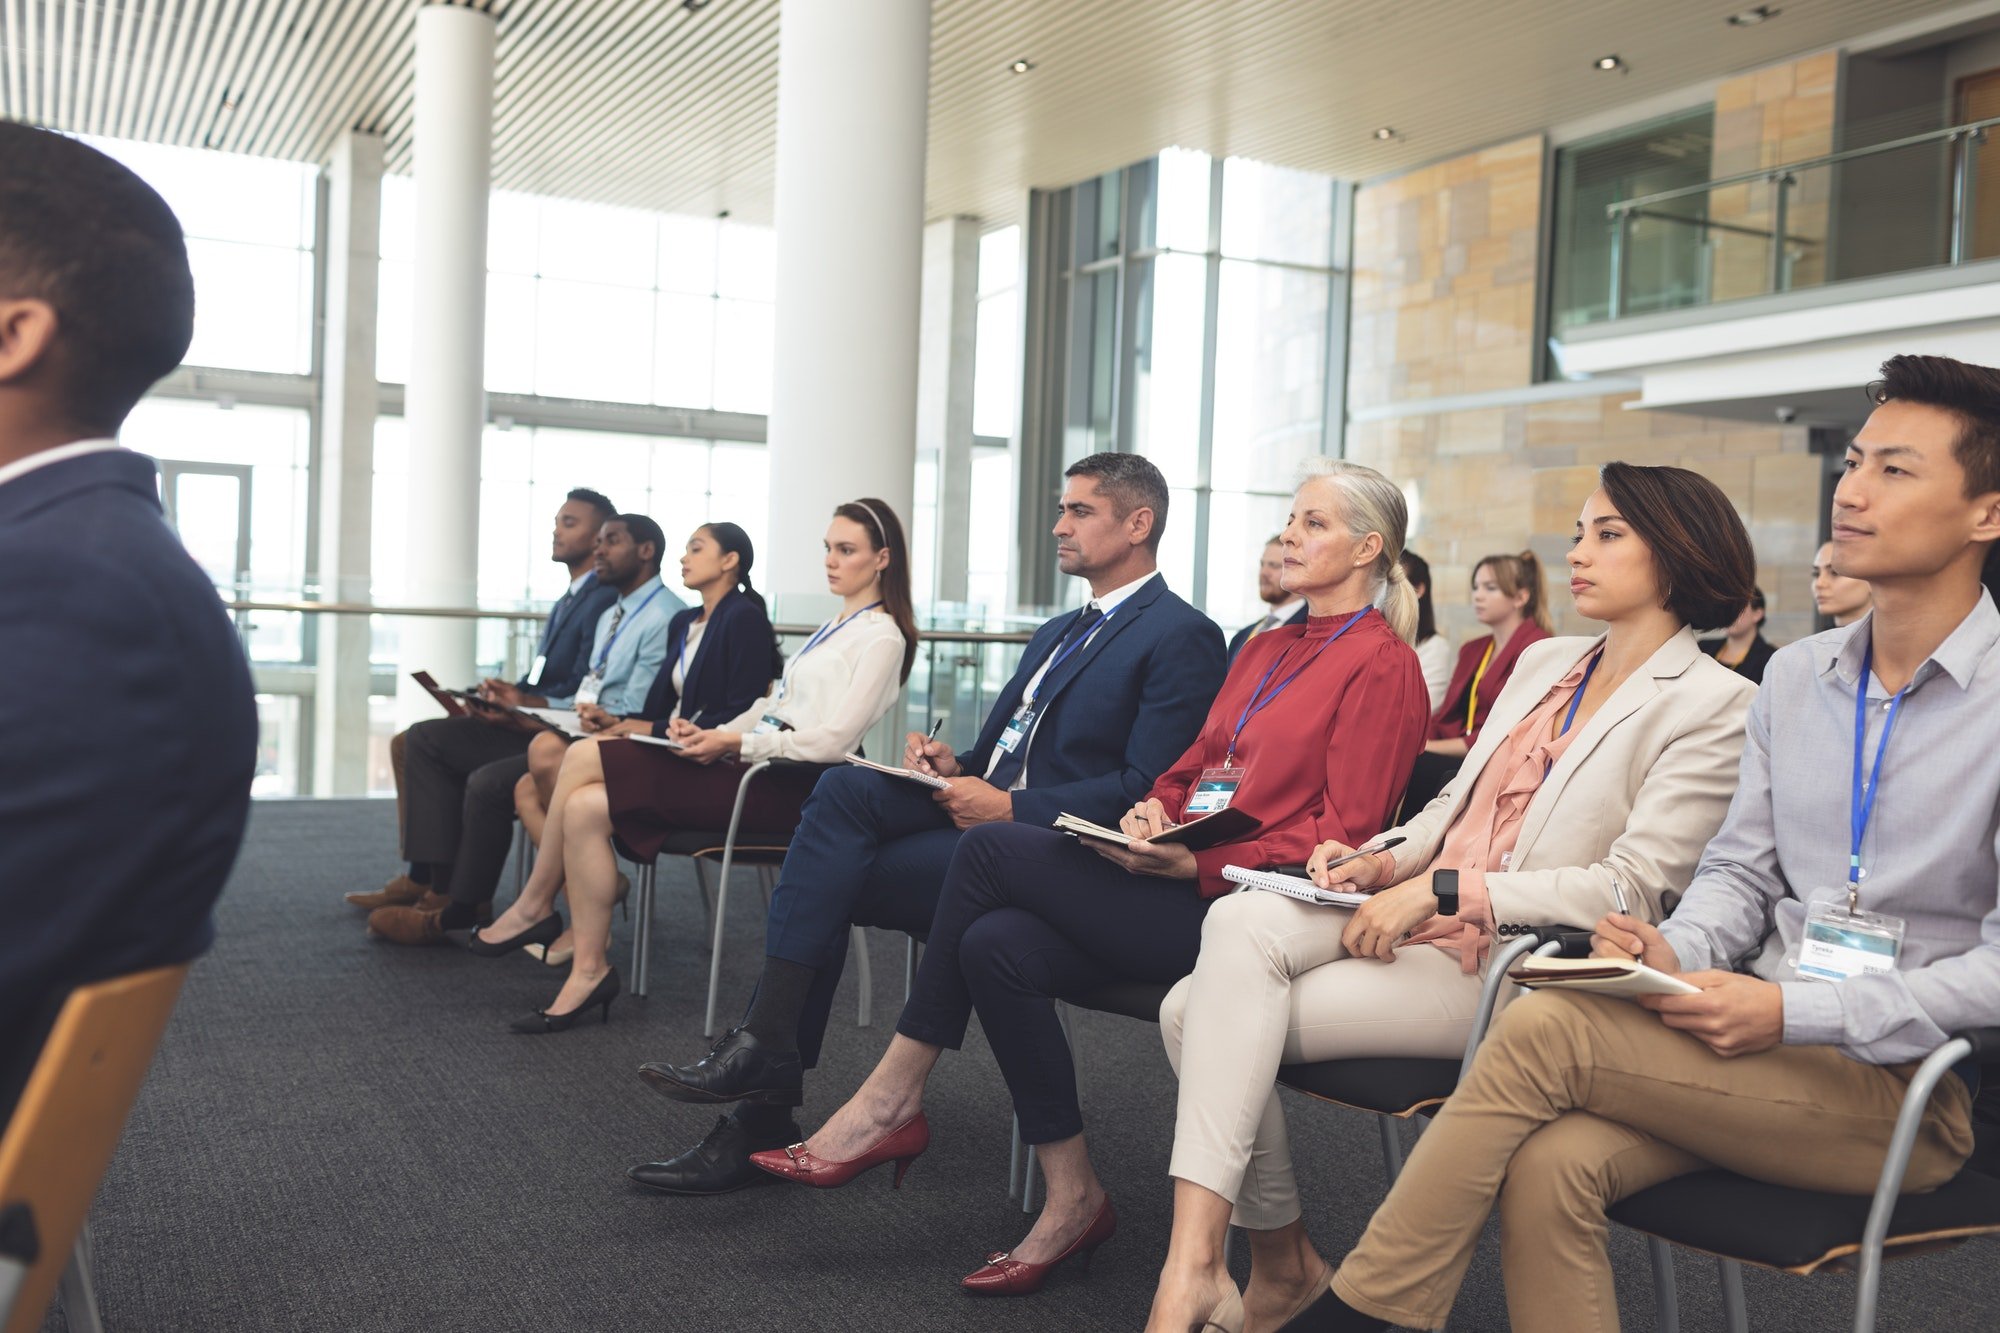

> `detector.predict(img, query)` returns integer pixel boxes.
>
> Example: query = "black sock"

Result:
[408,863,432,885]
[1285,1285,1388,1333]
[437,901,480,930]
[733,1101,798,1142]
[741,956,817,1052]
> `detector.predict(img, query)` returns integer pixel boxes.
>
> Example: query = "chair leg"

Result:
[691,860,715,947]
[1717,1257,1747,1333]
[629,863,656,998]
[512,822,527,895]
[703,859,734,1037]
[1647,1237,1680,1333]
[59,1223,103,1333]
[851,925,873,1028]
[1376,1116,1404,1183]
[1008,1112,1025,1201]
[904,937,920,999]
[1023,1142,1041,1213]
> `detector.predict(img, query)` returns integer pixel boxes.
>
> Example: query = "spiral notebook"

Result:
[1221,865,1371,908]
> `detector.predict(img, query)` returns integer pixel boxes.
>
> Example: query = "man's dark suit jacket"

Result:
[526,570,618,700]
[0,448,257,1110]
[956,575,1227,829]
[1226,602,1309,665]
[640,589,779,734]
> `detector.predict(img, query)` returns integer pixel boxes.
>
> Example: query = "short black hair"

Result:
[611,513,666,569]
[0,122,194,433]
[1598,462,1757,632]
[565,487,616,522]
[1064,451,1170,550]
[1867,354,2000,498]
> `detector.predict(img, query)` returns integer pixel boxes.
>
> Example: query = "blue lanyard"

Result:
[1026,604,1114,707]
[797,602,882,661]
[1227,607,1370,763]
[1545,651,1601,777]
[1849,638,1914,905]
[594,583,665,671]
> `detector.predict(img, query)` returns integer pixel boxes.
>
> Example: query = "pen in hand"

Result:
[913,717,946,774]
[1609,874,1643,958]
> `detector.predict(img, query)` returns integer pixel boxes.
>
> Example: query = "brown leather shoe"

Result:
[415,890,453,912]
[345,874,426,911]
[367,905,445,945]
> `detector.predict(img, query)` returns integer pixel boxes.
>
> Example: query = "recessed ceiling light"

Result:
[1594,54,1625,72]
[1727,4,1781,25]
[1008,58,1035,74]
[1373,127,1397,141]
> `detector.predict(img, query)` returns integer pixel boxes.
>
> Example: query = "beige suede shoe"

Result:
[344,873,426,911]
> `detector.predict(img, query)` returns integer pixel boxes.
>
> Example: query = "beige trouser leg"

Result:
[1161,889,1484,1230]
[1331,990,1976,1333]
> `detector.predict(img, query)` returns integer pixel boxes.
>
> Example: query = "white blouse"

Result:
[723,610,907,764]
[1416,633,1454,714]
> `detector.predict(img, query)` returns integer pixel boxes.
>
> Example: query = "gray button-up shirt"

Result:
[1659,591,2000,1065]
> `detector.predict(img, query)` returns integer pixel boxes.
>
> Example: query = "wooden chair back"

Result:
[0,964,189,1333]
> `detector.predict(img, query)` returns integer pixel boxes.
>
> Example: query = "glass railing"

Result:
[219,598,1036,799]
[1599,116,1999,323]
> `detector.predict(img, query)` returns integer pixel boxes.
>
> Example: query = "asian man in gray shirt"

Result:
[1281,355,2000,1333]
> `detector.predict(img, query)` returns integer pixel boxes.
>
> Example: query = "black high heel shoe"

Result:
[466,911,563,958]
[509,967,621,1035]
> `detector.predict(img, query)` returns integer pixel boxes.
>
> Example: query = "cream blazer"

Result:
[1382,627,1756,934]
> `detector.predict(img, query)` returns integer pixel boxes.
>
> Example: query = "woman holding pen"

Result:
[471,501,919,1033]
[1142,463,1762,1333]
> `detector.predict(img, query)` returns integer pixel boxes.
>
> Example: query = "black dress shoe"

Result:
[627,1114,803,1196]
[637,1028,803,1106]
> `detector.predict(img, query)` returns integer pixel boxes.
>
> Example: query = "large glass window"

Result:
[376,178,774,412]
[87,137,317,375]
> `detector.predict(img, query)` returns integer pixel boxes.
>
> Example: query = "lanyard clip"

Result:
[1847,882,1861,915]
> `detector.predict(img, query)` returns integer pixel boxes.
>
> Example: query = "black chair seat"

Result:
[1066,980,1175,1024]
[1607,1168,2000,1274]
[1277,1057,1459,1118]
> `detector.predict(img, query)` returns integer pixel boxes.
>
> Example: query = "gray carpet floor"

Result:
[44,799,1999,1331]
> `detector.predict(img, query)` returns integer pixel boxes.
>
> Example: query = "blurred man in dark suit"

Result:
[1225,536,1307,664]
[0,122,257,1120]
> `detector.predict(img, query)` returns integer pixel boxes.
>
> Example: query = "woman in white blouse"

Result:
[471,499,919,1033]
[1401,549,1454,712]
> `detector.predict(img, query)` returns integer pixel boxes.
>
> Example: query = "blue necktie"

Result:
[987,604,1105,790]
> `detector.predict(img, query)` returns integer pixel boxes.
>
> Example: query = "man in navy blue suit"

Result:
[627,452,1227,1195]
[0,122,258,1118]
[342,488,619,915]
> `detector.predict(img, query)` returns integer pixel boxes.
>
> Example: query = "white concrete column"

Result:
[396,2,494,727]
[764,0,931,611]
[314,129,384,794]
[916,215,979,605]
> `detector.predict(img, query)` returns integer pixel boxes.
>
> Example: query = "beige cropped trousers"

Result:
[1160,888,1488,1231]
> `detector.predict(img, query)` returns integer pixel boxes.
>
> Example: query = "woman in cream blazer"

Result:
[1141,463,1762,1333]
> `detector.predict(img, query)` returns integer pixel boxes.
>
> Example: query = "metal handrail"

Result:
[222,599,1037,644]
[1607,115,2000,217]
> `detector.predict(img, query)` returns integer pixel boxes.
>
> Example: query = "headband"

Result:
[849,500,890,550]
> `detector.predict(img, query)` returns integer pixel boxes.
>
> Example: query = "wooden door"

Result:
[1957,70,2000,259]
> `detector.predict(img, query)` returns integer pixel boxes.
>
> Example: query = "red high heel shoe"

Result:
[960,1195,1118,1296]
[747,1112,929,1189]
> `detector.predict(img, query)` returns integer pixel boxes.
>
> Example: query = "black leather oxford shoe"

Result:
[637,1027,804,1106]
[627,1114,803,1196]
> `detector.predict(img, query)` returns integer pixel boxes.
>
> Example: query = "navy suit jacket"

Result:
[640,589,779,732]
[958,575,1226,829]
[1226,602,1309,664]
[526,571,618,699]
[0,448,257,1104]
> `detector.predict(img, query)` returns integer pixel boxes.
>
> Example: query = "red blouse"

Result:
[1428,620,1551,743]
[1148,608,1430,898]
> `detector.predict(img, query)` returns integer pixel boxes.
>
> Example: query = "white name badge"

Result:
[573,670,604,707]
[1793,897,1906,983]
[528,654,549,687]
[1185,767,1245,816]
[996,704,1036,755]
[753,712,790,736]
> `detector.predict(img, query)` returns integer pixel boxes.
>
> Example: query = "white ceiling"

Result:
[0,0,1978,224]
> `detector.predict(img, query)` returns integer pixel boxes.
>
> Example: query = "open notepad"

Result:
[1506,956,1700,997]
[628,734,687,750]
[1221,865,1371,908]
[515,706,589,739]
[1051,805,1256,851]
[843,754,951,791]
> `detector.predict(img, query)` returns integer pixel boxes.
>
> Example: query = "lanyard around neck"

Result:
[1849,637,1914,910]
[594,582,664,670]
[797,602,882,661]
[1227,607,1370,765]
[1466,639,1497,731]
[1544,650,1601,777]
[1027,603,1112,706]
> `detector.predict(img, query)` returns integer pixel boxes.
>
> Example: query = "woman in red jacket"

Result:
[744,461,1432,1300]
[1400,551,1552,812]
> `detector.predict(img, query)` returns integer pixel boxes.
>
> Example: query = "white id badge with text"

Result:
[573,671,604,707]
[996,705,1035,754]
[1793,897,1906,983]
[753,712,789,736]
[1185,767,1245,816]
[528,654,549,687]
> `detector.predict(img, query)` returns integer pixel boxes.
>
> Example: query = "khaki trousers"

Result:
[1161,889,1486,1230]
[1332,990,1975,1332]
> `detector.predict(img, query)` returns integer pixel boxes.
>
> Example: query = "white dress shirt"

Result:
[0,439,123,490]
[724,610,907,764]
